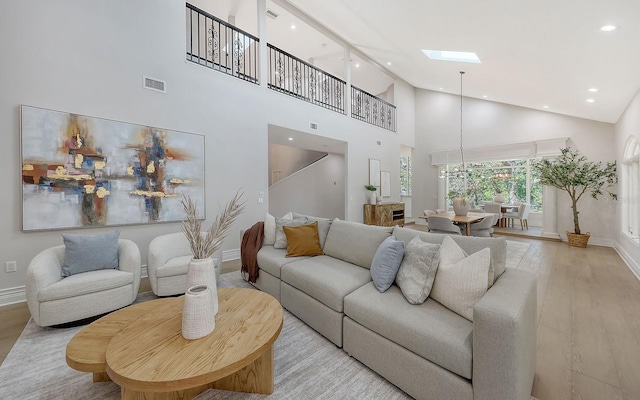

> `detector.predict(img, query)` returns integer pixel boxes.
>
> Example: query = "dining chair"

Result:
[423,209,437,216]
[506,203,531,229]
[427,216,462,235]
[469,216,496,237]
[483,203,503,225]
[436,208,446,214]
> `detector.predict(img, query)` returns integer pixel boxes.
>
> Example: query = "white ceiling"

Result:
[191,0,640,124]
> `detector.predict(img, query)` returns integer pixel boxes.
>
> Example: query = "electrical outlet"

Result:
[5,261,17,273]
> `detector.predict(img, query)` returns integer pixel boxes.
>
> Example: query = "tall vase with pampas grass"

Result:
[182,191,245,317]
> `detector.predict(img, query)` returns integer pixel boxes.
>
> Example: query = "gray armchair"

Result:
[427,216,462,235]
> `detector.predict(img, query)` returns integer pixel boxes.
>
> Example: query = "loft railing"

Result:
[186,3,259,84]
[185,4,396,130]
[267,44,345,114]
[351,85,397,132]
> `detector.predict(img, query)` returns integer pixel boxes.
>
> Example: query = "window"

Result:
[400,155,412,196]
[623,137,640,240]
[444,159,542,211]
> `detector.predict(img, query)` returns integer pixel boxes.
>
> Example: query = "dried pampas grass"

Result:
[181,191,246,260]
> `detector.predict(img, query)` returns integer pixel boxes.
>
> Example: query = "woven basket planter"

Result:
[567,231,590,248]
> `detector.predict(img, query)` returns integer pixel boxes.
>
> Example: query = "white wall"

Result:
[0,0,404,300]
[413,89,617,244]
[269,154,345,219]
[268,144,327,185]
[615,88,640,277]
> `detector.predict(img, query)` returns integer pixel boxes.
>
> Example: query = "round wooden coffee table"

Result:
[66,288,283,400]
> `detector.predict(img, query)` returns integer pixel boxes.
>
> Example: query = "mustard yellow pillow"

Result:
[283,221,324,257]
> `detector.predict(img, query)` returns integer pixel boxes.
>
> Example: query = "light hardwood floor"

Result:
[1,246,639,400]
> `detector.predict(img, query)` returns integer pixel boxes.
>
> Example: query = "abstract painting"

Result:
[20,105,205,231]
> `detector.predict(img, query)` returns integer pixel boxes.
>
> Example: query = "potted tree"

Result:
[532,148,617,247]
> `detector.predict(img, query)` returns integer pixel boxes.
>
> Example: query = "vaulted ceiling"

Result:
[193,0,640,124]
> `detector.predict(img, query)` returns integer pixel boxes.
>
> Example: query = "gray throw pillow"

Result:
[292,213,333,248]
[61,230,120,277]
[395,237,440,305]
[370,236,405,292]
[274,217,308,249]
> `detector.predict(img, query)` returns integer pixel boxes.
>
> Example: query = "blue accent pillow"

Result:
[61,230,120,277]
[370,236,405,292]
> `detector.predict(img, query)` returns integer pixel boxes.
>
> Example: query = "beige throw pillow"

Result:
[265,212,293,246]
[430,236,493,321]
[395,237,440,304]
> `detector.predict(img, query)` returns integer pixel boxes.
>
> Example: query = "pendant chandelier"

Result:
[439,71,469,179]
[493,170,513,179]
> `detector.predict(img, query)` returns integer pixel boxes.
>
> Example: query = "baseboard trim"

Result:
[0,286,26,307]
[0,250,241,308]
[614,242,640,281]
[223,249,240,262]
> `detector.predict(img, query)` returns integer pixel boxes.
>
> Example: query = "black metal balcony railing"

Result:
[267,44,346,114]
[186,4,259,84]
[185,4,396,131]
[351,85,397,132]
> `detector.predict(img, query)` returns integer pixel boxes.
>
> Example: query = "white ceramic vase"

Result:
[493,193,505,204]
[186,257,218,315]
[452,198,470,216]
[182,285,215,340]
[368,191,377,205]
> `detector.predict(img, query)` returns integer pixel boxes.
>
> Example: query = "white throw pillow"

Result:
[395,237,440,304]
[430,236,493,321]
[264,213,276,245]
[264,212,293,245]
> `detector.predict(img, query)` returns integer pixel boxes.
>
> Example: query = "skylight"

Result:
[422,50,481,63]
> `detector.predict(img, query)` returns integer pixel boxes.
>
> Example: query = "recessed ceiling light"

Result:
[586,99,596,103]
[588,88,599,92]
[387,62,392,66]
[422,49,481,64]
[600,25,617,32]
[290,24,296,30]
[288,137,293,141]
[542,105,550,109]
[482,95,488,98]
[355,63,360,68]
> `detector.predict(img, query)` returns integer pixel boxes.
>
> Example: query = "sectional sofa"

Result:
[249,215,537,400]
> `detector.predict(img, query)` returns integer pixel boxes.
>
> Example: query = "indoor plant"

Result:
[532,147,616,247]
[365,185,377,205]
[181,191,245,314]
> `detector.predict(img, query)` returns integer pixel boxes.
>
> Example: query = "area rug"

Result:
[0,242,534,399]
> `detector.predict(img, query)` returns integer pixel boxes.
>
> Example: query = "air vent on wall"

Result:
[309,122,318,130]
[266,9,279,19]
[143,76,166,93]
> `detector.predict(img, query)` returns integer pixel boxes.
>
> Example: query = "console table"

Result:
[364,202,405,227]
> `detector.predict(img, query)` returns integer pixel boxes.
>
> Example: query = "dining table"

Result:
[419,211,494,236]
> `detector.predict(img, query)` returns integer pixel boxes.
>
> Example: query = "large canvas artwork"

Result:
[20,106,205,231]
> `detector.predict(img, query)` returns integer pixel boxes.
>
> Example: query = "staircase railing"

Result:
[351,85,397,132]
[186,3,259,84]
[267,44,346,114]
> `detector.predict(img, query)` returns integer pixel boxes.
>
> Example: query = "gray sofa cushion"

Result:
[62,230,120,277]
[323,219,393,269]
[395,237,440,304]
[393,226,507,281]
[274,217,308,249]
[292,213,333,248]
[280,255,371,312]
[344,282,473,379]
[257,246,309,278]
